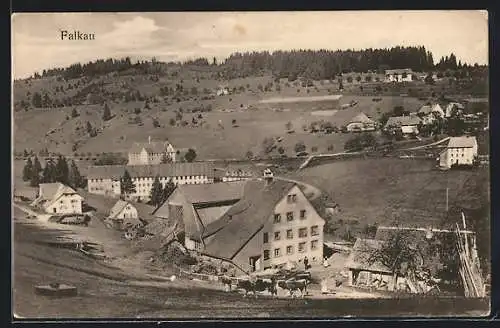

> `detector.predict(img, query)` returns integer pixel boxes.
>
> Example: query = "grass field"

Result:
[291,157,489,229]
[14,68,432,160]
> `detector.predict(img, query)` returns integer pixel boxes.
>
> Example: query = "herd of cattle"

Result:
[219,270,313,298]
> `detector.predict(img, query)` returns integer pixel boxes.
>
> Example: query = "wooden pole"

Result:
[446,187,449,212]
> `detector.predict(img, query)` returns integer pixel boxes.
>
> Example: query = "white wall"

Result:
[46,194,82,214]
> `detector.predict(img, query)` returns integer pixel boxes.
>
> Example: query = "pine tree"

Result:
[33,156,42,174]
[86,121,93,134]
[71,107,79,118]
[55,156,69,184]
[68,160,83,189]
[149,175,163,207]
[120,170,136,197]
[22,158,33,182]
[31,92,42,108]
[103,103,112,121]
[30,169,40,187]
[161,180,176,203]
[42,159,56,183]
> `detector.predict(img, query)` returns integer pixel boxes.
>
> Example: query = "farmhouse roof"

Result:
[447,136,477,149]
[86,162,215,179]
[109,200,134,219]
[32,182,81,207]
[177,181,247,205]
[385,68,413,75]
[129,141,173,154]
[349,112,375,124]
[384,116,421,128]
[202,179,296,260]
[344,238,392,274]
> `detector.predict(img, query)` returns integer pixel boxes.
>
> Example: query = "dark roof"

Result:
[202,179,296,260]
[86,162,215,179]
[344,238,392,273]
[178,181,247,204]
[384,116,421,128]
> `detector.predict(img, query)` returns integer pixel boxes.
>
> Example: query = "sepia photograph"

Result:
[11,11,490,319]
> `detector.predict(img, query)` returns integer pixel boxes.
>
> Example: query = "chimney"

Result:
[263,168,274,185]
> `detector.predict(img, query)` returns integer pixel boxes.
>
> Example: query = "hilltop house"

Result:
[128,137,177,165]
[153,181,248,251]
[384,115,422,136]
[216,85,230,96]
[384,69,414,83]
[214,164,260,182]
[86,162,215,201]
[439,136,478,169]
[346,112,377,132]
[31,182,83,215]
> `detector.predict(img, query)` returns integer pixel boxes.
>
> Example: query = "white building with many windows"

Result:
[439,136,478,169]
[86,162,215,201]
[127,137,177,165]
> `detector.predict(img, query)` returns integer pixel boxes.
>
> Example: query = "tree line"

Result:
[22,155,85,189]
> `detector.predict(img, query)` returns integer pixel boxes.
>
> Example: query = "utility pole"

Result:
[445,187,449,212]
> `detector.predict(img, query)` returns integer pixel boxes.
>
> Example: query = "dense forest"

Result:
[29,45,485,82]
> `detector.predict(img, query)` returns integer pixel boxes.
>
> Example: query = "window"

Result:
[287,194,297,203]
[274,231,281,241]
[286,245,294,255]
[263,232,269,243]
[300,210,306,219]
[298,242,306,253]
[286,229,293,239]
[264,250,270,260]
[274,213,281,224]
[274,248,281,257]
[299,228,308,238]
[311,225,319,236]
[311,240,318,250]
[286,212,294,222]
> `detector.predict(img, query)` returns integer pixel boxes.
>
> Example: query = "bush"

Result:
[294,141,306,153]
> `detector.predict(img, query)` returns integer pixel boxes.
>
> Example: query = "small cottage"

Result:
[439,136,478,169]
[346,112,377,132]
[105,199,142,230]
[31,183,83,215]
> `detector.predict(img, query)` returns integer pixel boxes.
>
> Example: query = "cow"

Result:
[277,279,309,298]
[236,278,278,298]
[219,275,234,292]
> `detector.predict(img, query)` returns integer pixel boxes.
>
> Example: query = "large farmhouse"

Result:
[384,69,414,83]
[155,173,325,273]
[128,137,177,165]
[346,112,377,132]
[86,162,215,201]
[439,136,478,169]
[153,181,248,251]
[384,115,422,135]
[31,182,83,215]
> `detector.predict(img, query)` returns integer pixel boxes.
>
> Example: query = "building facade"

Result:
[31,183,83,215]
[86,162,215,201]
[439,136,478,169]
[384,69,414,83]
[128,138,177,165]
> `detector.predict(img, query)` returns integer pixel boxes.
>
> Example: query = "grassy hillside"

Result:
[14,66,436,160]
[291,158,489,228]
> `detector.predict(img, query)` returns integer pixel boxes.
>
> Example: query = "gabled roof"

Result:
[384,116,421,128]
[349,112,375,124]
[129,141,174,154]
[448,136,477,148]
[178,181,247,204]
[33,183,81,207]
[419,104,444,116]
[344,238,392,274]
[385,69,413,75]
[86,162,216,179]
[109,200,135,219]
[202,179,296,260]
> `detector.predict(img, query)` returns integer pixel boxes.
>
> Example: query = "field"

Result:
[291,157,489,230]
[13,67,435,160]
[13,222,489,318]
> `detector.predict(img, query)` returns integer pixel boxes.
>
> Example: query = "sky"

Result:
[12,11,488,79]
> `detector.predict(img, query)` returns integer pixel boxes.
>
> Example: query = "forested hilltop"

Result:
[29,46,483,82]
